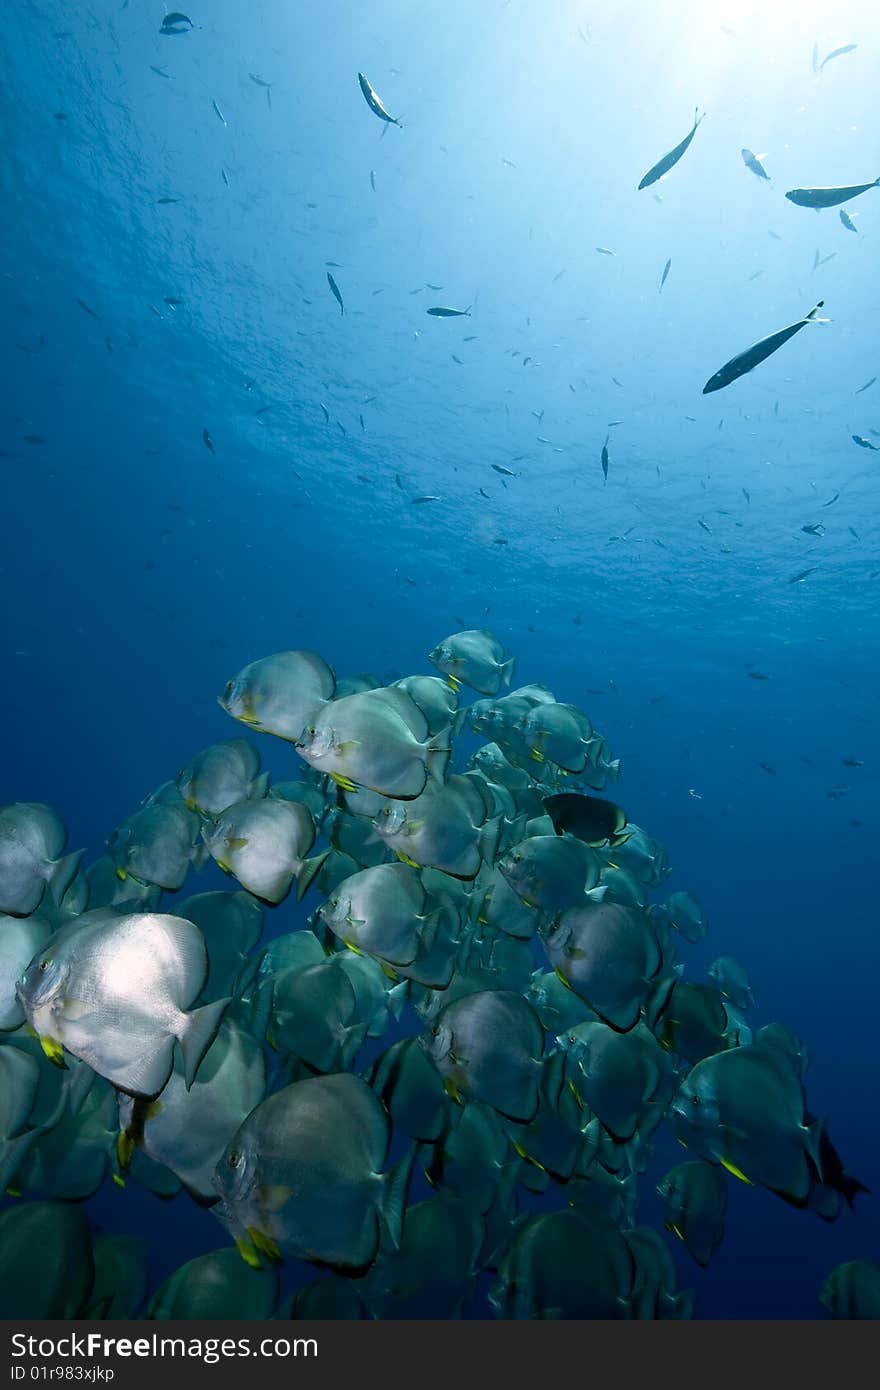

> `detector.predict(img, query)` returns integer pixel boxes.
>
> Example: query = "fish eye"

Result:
[39,959,49,972]
[567,1034,576,1045]
[691,1093,701,1107]
[223,680,233,698]
[227,1149,241,1167]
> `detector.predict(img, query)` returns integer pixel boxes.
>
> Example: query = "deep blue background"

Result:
[1,0,878,1317]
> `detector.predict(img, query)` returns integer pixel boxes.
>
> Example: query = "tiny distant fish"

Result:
[249,73,272,88]
[600,434,609,483]
[786,178,880,210]
[759,762,776,776]
[820,43,857,70]
[849,526,860,539]
[320,403,330,424]
[22,434,48,445]
[426,305,471,317]
[788,566,816,583]
[816,252,837,267]
[370,170,376,191]
[463,335,477,342]
[552,269,566,282]
[156,196,180,204]
[611,376,624,388]
[327,272,344,316]
[596,246,615,256]
[412,495,440,504]
[163,297,181,308]
[747,671,769,680]
[852,434,880,450]
[826,785,849,800]
[492,464,516,477]
[742,148,770,180]
[855,377,875,393]
[607,420,623,426]
[149,66,171,78]
[537,436,551,443]
[426,284,444,291]
[842,758,864,767]
[840,209,859,233]
[395,474,404,490]
[221,168,230,187]
[501,157,517,168]
[212,99,227,126]
[479,487,490,499]
[698,519,712,533]
[451,354,464,365]
[659,257,672,292]
[202,428,215,455]
[104,336,112,354]
[76,298,99,318]
[638,108,705,190]
[747,270,763,281]
[801,523,824,536]
[822,491,840,507]
[742,488,750,502]
[359,414,365,430]
[702,300,828,393]
[357,72,402,127]
[768,229,782,240]
[812,43,820,75]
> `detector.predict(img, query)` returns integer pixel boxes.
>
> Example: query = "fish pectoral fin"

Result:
[225,837,249,852]
[255,1185,293,1214]
[720,1157,753,1185]
[59,998,93,1023]
[39,1035,67,1068]
[117,1130,136,1171]
[247,1226,283,1263]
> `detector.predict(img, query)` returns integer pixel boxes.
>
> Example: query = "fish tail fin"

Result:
[425,732,452,783]
[500,657,515,688]
[379,1141,417,1251]
[840,1173,871,1209]
[179,997,230,1088]
[295,850,329,901]
[805,1117,826,1181]
[386,980,409,1020]
[46,847,84,904]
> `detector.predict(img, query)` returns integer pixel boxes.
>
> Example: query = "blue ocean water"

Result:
[2,0,879,1318]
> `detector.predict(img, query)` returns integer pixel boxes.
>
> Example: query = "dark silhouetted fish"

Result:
[786,178,879,209]
[702,301,828,393]
[638,109,705,190]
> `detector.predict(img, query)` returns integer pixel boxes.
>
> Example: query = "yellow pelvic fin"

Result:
[446,674,461,692]
[529,748,545,763]
[114,867,128,882]
[396,851,421,868]
[720,1157,753,1185]
[117,1131,136,1171]
[5,1186,21,1199]
[216,860,232,876]
[379,961,400,981]
[671,1224,684,1242]
[111,1171,126,1189]
[554,968,572,990]
[39,1035,66,1068]
[248,1227,283,1263]
[343,939,363,956]
[235,1236,262,1270]
[184,796,198,812]
[443,1078,463,1104]
[512,1142,546,1171]
[329,772,358,792]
